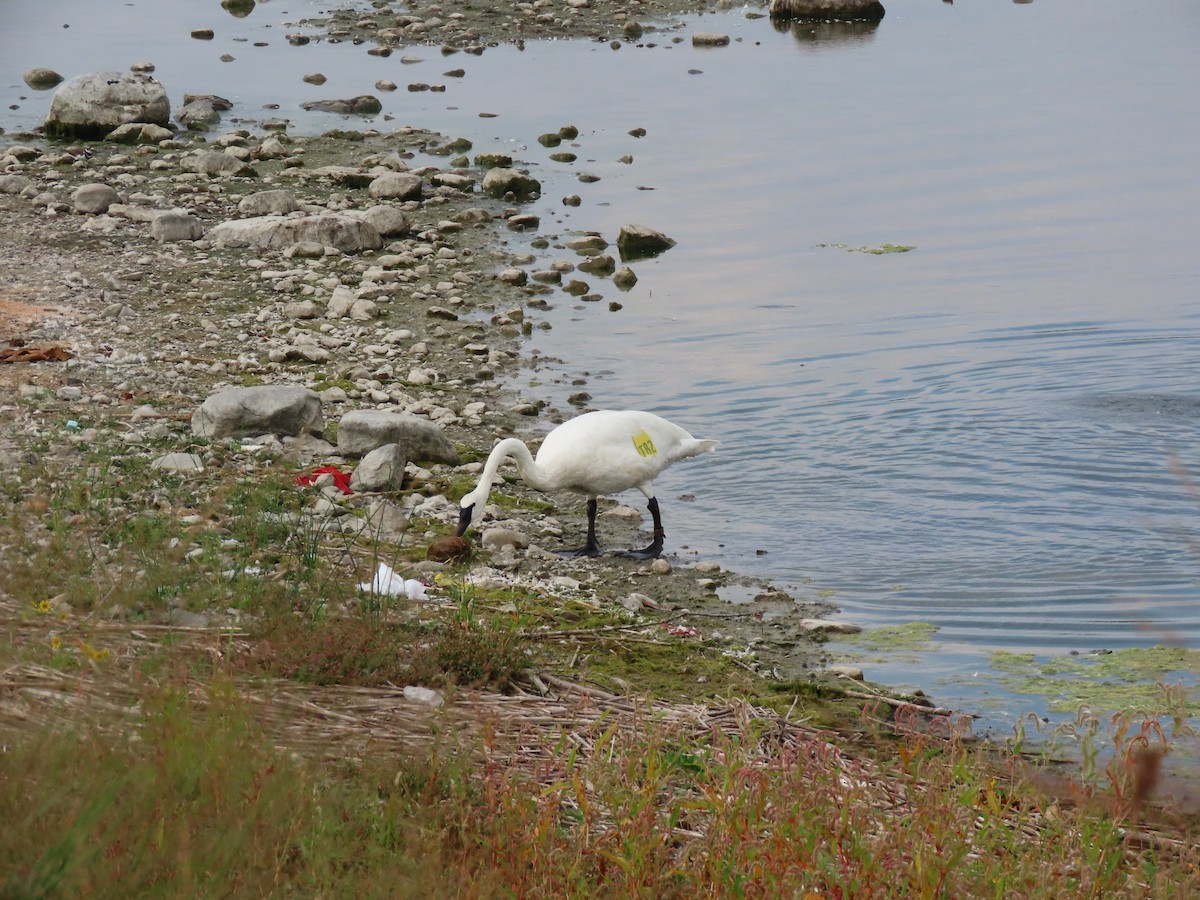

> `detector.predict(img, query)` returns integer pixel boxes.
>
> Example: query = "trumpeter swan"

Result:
[455,409,717,559]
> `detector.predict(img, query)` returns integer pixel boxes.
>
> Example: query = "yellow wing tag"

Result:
[632,430,658,458]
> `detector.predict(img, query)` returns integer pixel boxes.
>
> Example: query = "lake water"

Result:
[4,0,1200,737]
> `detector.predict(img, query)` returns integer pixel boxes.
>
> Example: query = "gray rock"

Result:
[617,224,676,261]
[326,286,357,318]
[183,150,257,177]
[364,499,409,536]
[150,452,206,473]
[613,266,638,291]
[473,152,513,169]
[578,255,616,276]
[368,172,423,201]
[566,235,609,253]
[106,122,175,144]
[350,443,408,492]
[336,410,458,463]
[826,664,865,680]
[45,71,170,139]
[253,136,290,160]
[0,175,34,195]
[284,241,327,259]
[284,299,321,319]
[72,183,121,214]
[168,608,210,628]
[184,92,233,111]
[151,212,205,242]
[23,67,64,90]
[431,172,474,192]
[769,0,886,21]
[238,189,299,216]
[192,385,324,439]
[221,0,257,17]
[356,204,410,237]
[800,618,863,635]
[177,95,231,129]
[300,95,383,115]
[482,528,529,552]
[453,207,494,226]
[692,32,731,46]
[207,214,382,253]
[310,165,375,188]
[481,167,541,201]
[496,267,527,286]
[350,299,379,321]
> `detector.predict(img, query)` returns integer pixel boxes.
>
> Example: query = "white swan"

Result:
[455,410,718,559]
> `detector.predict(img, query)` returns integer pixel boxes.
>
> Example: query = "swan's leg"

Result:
[559,498,604,557]
[616,497,665,560]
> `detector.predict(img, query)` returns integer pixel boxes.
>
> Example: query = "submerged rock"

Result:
[177,97,226,129]
[23,67,64,90]
[481,167,541,201]
[300,95,383,115]
[616,224,676,261]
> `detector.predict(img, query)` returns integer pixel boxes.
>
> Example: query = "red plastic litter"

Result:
[661,624,698,637]
[295,465,353,494]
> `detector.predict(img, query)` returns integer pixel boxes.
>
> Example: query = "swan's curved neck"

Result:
[469,437,552,505]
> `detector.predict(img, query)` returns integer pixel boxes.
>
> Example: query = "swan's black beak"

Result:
[455,504,474,538]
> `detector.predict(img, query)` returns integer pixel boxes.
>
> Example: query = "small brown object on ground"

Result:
[427,535,470,563]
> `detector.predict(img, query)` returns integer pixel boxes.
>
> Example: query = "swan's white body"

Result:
[457,410,717,558]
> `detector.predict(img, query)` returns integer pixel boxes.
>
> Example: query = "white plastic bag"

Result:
[358,563,428,600]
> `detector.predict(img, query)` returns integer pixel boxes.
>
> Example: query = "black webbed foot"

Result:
[613,530,664,561]
[558,539,604,558]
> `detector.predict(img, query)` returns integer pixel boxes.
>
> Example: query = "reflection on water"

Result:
[770,17,883,44]
[3,0,1200,730]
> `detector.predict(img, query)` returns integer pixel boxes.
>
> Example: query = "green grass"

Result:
[4,435,1200,896]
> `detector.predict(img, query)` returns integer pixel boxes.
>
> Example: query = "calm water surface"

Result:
[4,0,1200,731]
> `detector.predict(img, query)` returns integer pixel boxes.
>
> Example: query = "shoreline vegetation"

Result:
[3,1,1199,893]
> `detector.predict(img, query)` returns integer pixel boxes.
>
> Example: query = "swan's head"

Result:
[455,500,475,537]
[455,484,487,537]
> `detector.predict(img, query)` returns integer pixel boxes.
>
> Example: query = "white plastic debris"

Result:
[358,562,428,600]
[403,685,444,707]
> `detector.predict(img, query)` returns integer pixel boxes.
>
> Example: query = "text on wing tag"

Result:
[631,430,657,458]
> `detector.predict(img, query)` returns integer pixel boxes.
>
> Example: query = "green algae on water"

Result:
[817,242,916,254]
[839,621,940,653]
[987,645,1200,714]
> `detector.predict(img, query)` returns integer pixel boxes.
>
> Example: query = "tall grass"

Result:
[5,679,1198,898]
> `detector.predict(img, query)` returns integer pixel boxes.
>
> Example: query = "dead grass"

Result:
[4,605,1200,897]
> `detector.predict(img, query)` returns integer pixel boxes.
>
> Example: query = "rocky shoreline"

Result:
[0,119,852,685]
[0,1,881,699]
